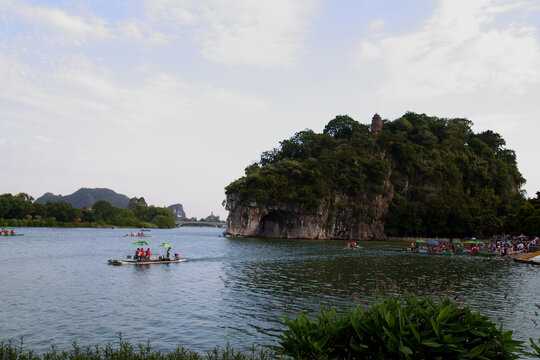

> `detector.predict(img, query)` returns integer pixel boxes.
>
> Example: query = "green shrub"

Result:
[278,293,524,359]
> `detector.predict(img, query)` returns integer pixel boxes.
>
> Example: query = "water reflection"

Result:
[220,238,539,347]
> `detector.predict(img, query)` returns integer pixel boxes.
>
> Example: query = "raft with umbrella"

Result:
[108,257,186,265]
[108,240,186,265]
[1,227,24,236]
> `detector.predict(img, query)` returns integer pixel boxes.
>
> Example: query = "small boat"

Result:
[124,234,152,238]
[1,228,23,236]
[108,256,186,266]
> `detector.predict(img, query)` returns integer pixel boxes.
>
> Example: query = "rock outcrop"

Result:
[224,112,525,239]
[167,203,186,219]
[224,192,390,240]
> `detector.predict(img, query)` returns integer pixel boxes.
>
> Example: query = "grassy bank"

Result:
[0,338,277,360]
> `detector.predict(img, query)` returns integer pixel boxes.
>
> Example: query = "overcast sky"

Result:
[1,0,539,219]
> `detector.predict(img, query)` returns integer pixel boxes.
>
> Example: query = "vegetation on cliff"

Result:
[511,191,540,235]
[225,112,527,238]
[0,193,176,228]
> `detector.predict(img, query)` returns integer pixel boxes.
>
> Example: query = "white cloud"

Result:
[3,1,111,45]
[198,0,316,67]
[144,0,317,67]
[2,0,316,65]
[356,0,540,98]
[368,19,385,33]
[145,0,199,25]
[116,18,170,45]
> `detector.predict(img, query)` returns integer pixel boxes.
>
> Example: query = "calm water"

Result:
[0,227,539,354]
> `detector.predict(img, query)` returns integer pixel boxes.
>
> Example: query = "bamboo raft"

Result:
[108,258,186,266]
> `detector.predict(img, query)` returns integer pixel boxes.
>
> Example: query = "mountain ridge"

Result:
[35,188,132,209]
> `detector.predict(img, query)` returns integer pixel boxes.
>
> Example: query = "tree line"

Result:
[226,112,537,238]
[0,193,176,228]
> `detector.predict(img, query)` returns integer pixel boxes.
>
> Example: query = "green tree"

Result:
[92,200,117,222]
[44,200,81,222]
[152,215,176,228]
[323,115,360,139]
[128,197,147,209]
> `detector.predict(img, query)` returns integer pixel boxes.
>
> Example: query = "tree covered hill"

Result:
[35,188,131,209]
[225,112,526,238]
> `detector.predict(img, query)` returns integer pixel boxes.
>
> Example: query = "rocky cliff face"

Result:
[167,203,186,219]
[224,192,390,240]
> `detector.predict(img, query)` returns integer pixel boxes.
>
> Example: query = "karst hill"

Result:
[224,112,525,240]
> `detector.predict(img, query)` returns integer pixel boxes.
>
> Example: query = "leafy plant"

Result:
[278,293,525,359]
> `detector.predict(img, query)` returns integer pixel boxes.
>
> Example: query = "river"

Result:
[0,227,538,354]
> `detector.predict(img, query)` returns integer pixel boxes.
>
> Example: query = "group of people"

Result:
[129,232,147,237]
[1,229,15,236]
[134,246,172,261]
[489,235,537,256]
[347,241,358,249]
[134,248,151,261]
[409,241,475,254]
[406,235,540,256]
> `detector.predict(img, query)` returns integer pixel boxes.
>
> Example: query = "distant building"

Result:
[371,113,383,134]
[205,212,221,222]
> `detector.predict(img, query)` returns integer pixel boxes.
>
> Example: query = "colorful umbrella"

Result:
[133,240,153,246]
[463,240,483,244]
[159,242,173,248]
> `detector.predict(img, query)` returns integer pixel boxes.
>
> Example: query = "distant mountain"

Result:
[167,204,186,219]
[35,188,131,209]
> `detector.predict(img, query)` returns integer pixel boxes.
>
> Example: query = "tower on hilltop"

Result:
[371,113,383,134]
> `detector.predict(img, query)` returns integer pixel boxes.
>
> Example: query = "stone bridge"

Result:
[176,221,226,228]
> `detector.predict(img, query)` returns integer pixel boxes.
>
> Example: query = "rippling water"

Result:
[0,227,539,354]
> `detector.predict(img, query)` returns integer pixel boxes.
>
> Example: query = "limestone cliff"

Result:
[224,112,525,239]
[224,192,390,240]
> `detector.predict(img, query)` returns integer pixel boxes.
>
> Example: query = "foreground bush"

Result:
[0,339,276,360]
[278,293,525,359]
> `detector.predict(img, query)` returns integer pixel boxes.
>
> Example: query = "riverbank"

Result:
[0,340,276,360]
[513,250,540,265]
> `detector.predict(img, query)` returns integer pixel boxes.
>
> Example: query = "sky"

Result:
[1,0,539,219]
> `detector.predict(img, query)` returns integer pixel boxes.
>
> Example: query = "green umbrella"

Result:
[159,242,173,248]
[415,239,426,243]
[133,240,153,246]
[463,240,483,244]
